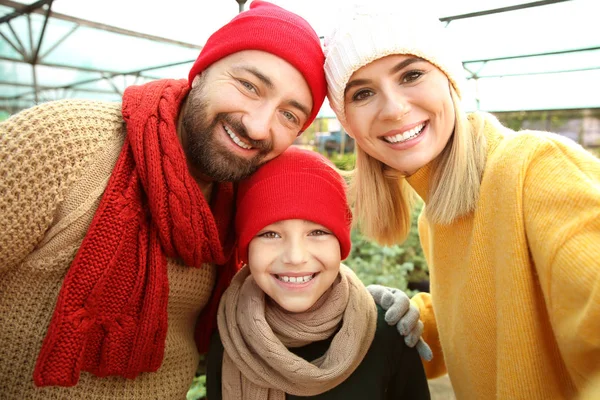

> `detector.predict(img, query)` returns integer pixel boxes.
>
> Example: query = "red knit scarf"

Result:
[34,79,236,387]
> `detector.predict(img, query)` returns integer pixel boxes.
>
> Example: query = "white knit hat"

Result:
[324,1,465,124]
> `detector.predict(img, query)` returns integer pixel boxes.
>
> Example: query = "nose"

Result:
[378,87,410,121]
[243,103,274,142]
[282,237,308,266]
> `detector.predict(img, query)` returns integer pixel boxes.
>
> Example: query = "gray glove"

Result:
[367,284,433,362]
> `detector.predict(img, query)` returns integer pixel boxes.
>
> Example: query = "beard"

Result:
[181,77,273,182]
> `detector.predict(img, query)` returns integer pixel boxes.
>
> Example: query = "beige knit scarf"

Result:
[217,265,377,399]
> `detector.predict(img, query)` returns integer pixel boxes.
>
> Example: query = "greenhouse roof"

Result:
[1,0,599,117]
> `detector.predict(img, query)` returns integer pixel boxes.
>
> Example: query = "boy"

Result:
[207,147,430,399]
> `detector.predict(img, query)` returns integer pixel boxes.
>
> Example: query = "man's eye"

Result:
[352,89,373,102]
[240,80,257,93]
[282,110,299,124]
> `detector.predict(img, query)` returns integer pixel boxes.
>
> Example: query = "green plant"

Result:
[345,201,428,296]
[187,355,207,400]
[325,151,356,171]
[187,374,206,400]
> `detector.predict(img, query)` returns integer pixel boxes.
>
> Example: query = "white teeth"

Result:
[223,124,253,150]
[384,123,425,144]
[277,274,315,284]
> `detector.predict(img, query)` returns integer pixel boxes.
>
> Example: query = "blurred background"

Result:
[2,1,598,398]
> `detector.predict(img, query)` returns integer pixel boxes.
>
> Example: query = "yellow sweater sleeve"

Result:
[412,292,446,378]
[413,210,447,378]
[523,134,600,389]
[579,371,600,400]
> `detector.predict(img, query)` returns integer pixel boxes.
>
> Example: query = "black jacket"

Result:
[207,305,430,399]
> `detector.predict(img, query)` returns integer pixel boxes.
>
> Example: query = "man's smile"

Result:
[223,123,253,150]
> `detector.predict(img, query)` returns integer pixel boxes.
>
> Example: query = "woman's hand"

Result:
[367,284,433,361]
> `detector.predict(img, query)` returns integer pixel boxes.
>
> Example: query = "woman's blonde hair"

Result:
[350,86,486,245]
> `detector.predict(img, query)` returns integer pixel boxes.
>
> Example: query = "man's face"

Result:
[182,50,313,182]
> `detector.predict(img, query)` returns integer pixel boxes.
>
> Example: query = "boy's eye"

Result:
[309,229,330,236]
[257,231,280,239]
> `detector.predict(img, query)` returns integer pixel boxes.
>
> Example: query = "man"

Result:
[0,2,326,398]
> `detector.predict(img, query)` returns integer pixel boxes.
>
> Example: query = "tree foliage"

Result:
[187,374,206,400]
[345,202,428,297]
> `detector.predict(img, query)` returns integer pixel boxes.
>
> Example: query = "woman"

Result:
[323,2,600,399]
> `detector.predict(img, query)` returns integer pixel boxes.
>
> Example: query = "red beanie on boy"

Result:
[236,147,352,263]
[188,0,326,131]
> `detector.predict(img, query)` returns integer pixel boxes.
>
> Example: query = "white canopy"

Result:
[1,0,598,116]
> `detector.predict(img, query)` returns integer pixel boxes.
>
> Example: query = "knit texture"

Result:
[408,113,600,399]
[580,371,600,400]
[32,79,235,386]
[207,306,431,400]
[0,98,223,398]
[217,265,377,399]
[323,1,465,124]
[188,0,326,132]
[235,147,352,263]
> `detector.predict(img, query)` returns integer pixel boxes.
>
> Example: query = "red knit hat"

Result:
[188,0,326,131]
[236,147,352,263]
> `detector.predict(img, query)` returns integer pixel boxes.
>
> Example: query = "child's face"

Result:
[248,219,341,313]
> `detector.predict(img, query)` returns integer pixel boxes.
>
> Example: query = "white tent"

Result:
[1,0,599,116]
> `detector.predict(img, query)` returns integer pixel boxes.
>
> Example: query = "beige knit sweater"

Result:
[0,99,216,399]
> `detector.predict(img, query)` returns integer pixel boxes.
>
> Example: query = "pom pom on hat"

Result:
[235,147,352,263]
[324,1,465,124]
[188,0,326,131]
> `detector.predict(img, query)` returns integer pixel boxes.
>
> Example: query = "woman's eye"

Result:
[240,80,257,93]
[258,231,280,239]
[351,89,373,102]
[402,70,423,83]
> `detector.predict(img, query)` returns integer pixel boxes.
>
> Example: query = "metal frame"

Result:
[439,0,570,22]
[1,0,597,114]
[0,0,202,112]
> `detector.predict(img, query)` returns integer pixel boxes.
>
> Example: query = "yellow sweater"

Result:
[0,100,216,399]
[408,113,600,399]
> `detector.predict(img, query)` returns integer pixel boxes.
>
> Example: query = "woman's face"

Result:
[344,55,455,176]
